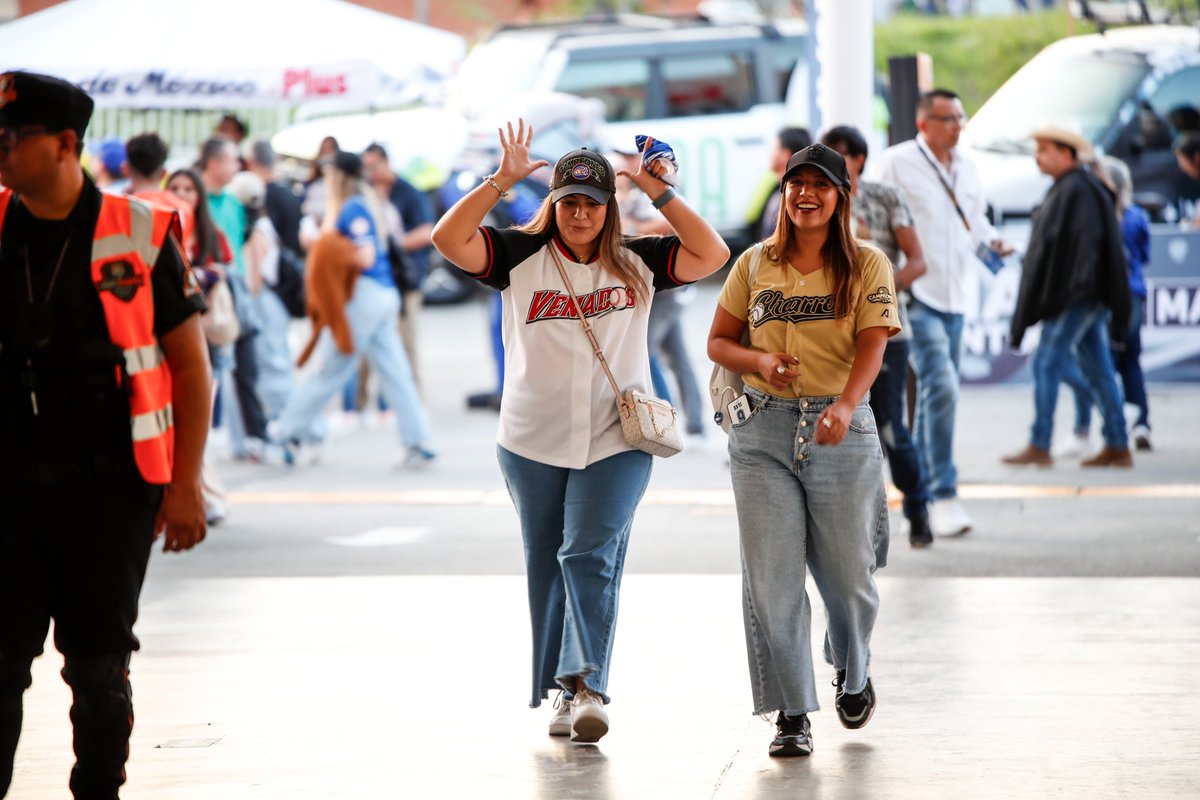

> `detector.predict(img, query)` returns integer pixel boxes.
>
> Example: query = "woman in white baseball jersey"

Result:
[708,144,898,758]
[433,120,728,743]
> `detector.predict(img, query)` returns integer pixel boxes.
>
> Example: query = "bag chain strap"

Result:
[548,244,632,413]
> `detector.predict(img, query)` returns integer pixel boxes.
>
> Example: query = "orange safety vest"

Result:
[0,188,181,484]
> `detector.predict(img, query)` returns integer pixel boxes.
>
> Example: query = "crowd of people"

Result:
[2,63,1196,798]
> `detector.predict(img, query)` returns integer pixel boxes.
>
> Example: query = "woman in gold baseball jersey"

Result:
[708,143,899,758]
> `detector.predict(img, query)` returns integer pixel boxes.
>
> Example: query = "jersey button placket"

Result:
[571,334,592,464]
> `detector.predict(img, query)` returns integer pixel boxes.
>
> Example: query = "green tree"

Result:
[874,9,1098,115]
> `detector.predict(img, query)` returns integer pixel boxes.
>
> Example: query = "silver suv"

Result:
[446,14,810,241]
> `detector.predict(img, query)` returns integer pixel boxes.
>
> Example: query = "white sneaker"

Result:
[1131,424,1152,452]
[930,498,972,537]
[569,687,609,743]
[1052,431,1091,458]
[548,692,572,737]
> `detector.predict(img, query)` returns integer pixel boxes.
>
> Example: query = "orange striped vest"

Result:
[0,188,180,484]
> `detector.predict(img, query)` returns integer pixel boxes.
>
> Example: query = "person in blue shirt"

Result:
[271,151,435,467]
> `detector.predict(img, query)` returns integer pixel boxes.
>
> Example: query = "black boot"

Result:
[909,514,934,548]
[0,652,35,798]
[62,654,134,800]
[0,693,21,797]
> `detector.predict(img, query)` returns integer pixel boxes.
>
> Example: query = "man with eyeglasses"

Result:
[878,88,1011,538]
[0,71,211,799]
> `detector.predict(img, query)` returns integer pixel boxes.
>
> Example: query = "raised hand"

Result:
[495,118,550,188]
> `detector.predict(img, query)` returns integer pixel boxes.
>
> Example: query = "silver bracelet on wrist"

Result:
[483,174,510,200]
[651,186,677,210]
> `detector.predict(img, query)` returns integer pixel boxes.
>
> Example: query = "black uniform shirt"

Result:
[0,177,206,480]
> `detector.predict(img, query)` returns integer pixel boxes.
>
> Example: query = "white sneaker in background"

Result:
[1131,424,1152,452]
[930,497,972,537]
[1052,431,1092,458]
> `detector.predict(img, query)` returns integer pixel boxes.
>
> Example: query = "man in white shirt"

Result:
[878,89,1010,537]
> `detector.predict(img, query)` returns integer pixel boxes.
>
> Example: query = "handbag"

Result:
[388,236,423,292]
[710,243,764,433]
[201,278,240,347]
[549,247,683,458]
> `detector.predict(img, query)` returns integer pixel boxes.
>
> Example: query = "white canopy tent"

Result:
[0,0,466,109]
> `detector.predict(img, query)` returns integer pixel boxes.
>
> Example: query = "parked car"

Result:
[965,24,1200,224]
[446,13,811,244]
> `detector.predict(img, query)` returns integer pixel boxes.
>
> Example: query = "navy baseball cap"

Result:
[550,148,615,205]
[331,150,363,178]
[781,143,850,189]
[0,71,94,138]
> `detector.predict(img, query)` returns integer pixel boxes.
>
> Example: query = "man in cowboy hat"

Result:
[1004,122,1132,468]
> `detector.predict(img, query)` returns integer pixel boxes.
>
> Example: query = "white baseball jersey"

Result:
[475,227,687,469]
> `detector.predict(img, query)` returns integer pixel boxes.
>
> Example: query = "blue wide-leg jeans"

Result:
[729,388,888,716]
[497,445,653,708]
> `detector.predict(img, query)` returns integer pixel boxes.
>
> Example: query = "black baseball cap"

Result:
[781,143,849,189]
[330,150,363,178]
[0,71,94,138]
[550,148,615,205]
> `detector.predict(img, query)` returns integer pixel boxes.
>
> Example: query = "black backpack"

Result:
[273,246,307,319]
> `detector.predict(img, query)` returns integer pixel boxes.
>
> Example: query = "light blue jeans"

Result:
[907,298,965,501]
[497,445,653,708]
[729,388,888,716]
[253,287,295,420]
[1029,301,1127,450]
[275,278,430,448]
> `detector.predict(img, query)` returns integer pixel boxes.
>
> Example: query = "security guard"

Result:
[0,72,211,799]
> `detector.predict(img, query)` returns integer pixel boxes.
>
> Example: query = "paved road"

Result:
[10,285,1200,799]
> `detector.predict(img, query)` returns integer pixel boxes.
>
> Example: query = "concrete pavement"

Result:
[9,284,1200,798]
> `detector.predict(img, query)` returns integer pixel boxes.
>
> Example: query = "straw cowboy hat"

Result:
[1030,122,1094,160]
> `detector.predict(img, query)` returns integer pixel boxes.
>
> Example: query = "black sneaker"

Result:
[833,670,876,730]
[908,515,934,549]
[768,712,813,757]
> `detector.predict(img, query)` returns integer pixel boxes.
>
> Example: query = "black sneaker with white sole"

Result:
[908,514,934,549]
[833,670,876,730]
[768,712,813,757]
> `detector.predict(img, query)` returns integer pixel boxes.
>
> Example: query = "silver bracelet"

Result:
[651,187,676,210]
[483,174,510,200]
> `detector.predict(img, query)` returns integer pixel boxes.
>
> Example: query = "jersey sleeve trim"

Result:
[472,226,496,282]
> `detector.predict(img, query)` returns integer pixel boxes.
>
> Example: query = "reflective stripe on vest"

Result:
[92,193,177,484]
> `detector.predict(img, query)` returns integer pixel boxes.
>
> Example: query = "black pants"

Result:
[232,332,269,441]
[0,477,159,800]
[868,340,931,522]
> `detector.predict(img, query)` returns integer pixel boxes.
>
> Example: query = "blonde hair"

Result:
[765,183,861,320]
[324,166,390,249]
[517,193,648,301]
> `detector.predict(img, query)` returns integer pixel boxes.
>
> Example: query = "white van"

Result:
[965,24,1200,224]
[446,14,811,242]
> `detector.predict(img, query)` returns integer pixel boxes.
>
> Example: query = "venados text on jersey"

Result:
[525,286,638,324]
[750,289,835,326]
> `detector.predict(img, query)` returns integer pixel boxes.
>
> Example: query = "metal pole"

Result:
[804,0,820,133]
[815,0,874,137]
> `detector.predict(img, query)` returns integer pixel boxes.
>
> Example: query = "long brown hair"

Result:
[766,182,861,320]
[517,194,648,302]
[167,168,221,266]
